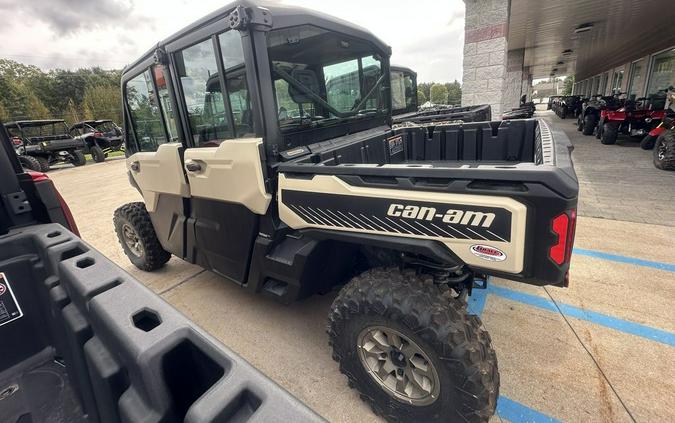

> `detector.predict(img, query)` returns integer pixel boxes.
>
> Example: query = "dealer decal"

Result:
[470,245,506,262]
[0,272,23,327]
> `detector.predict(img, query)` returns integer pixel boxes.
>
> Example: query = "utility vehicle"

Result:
[598,91,669,145]
[0,122,322,423]
[576,95,617,136]
[5,120,86,171]
[390,66,492,126]
[70,120,125,162]
[114,2,578,422]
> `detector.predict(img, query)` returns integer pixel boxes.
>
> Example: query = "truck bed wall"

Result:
[292,119,539,166]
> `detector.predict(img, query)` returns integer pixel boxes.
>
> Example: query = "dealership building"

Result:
[461,0,675,116]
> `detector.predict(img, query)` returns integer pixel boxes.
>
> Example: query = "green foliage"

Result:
[417,89,427,104]
[0,58,121,123]
[418,80,463,105]
[430,83,448,104]
[446,80,461,105]
[562,76,574,96]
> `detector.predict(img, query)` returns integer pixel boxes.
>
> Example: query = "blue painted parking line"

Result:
[497,396,562,423]
[573,248,675,273]
[489,285,675,347]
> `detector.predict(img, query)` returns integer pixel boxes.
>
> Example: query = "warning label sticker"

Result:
[0,272,23,327]
[387,135,404,156]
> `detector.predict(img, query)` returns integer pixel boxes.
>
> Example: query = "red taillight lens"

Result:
[549,209,576,266]
[12,137,22,145]
[94,131,103,137]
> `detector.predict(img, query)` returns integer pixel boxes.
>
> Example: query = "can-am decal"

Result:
[470,245,506,262]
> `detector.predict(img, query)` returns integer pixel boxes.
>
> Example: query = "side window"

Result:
[404,74,415,108]
[219,30,252,137]
[175,38,233,147]
[153,66,179,142]
[126,70,168,152]
[391,71,406,111]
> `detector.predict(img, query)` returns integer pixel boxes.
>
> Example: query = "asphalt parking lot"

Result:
[48,115,675,423]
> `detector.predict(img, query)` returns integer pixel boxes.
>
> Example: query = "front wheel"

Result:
[71,150,87,166]
[582,115,597,136]
[90,145,106,162]
[18,155,42,172]
[654,131,675,170]
[113,202,171,271]
[601,122,619,145]
[328,268,498,423]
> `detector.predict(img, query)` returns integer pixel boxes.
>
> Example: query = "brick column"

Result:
[461,0,509,117]
[504,49,524,111]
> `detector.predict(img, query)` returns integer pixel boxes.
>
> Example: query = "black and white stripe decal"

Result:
[282,190,512,242]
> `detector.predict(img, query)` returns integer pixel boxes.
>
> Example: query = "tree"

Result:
[82,85,122,123]
[562,76,575,95]
[430,83,448,104]
[24,91,51,119]
[0,101,7,121]
[445,80,462,105]
[65,98,81,123]
[417,89,427,104]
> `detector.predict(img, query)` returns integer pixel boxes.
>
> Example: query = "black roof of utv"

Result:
[123,0,391,76]
[70,120,115,128]
[391,65,416,76]
[5,120,67,128]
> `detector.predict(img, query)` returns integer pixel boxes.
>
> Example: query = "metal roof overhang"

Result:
[508,0,675,80]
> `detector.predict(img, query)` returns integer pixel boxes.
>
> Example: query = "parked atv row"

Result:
[3,118,124,171]
[552,95,583,119]
[572,88,675,170]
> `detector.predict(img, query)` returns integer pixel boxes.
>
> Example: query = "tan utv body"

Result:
[114,2,578,422]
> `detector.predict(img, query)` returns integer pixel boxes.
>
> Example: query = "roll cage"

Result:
[121,0,392,164]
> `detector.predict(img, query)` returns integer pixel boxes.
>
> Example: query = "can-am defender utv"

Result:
[390,66,492,126]
[5,120,86,171]
[69,120,125,162]
[114,2,578,422]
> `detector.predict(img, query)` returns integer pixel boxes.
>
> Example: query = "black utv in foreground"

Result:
[0,123,323,423]
[70,120,125,162]
[114,2,578,421]
[5,120,86,171]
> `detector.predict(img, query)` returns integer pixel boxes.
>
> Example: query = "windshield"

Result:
[91,121,117,132]
[267,25,388,131]
[391,70,416,113]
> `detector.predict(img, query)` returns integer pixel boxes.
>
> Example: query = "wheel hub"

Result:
[122,223,144,257]
[357,325,440,406]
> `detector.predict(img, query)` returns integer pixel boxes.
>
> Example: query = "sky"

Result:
[0,0,465,83]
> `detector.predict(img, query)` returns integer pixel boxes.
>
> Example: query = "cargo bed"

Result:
[277,119,578,286]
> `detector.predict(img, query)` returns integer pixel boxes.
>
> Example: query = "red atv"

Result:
[640,87,675,149]
[653,124,675,170]
[597,90,669,145]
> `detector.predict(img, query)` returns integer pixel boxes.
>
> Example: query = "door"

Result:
[173,32,270,284]
[124,67,188,257]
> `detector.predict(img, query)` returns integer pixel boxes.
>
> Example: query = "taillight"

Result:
[28,171,80,237]
[94,131,103,137]
[12,137,22,145]
[549,209,576,266]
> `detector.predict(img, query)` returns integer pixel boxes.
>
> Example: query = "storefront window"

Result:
[646,48,675,97]
[627,60,644,98]
[600,73,609,95]
[611,70,624,94]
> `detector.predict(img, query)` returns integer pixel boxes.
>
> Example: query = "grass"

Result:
[85,150,125,161]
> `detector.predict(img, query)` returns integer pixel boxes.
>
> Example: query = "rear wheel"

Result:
[576,116,583,131]
[35,156,50,172]
[601,122,619,145]
[71,150,86,166]
[582,114,597,135]
[328,268,498,423]
[90,145,106,163]
[113,202,171,271]
[654,131,675,170]
[18,155,42,172]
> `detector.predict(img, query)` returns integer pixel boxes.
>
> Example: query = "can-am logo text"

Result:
[386,203,495,228]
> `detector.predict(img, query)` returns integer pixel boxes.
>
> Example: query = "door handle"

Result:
[130,161,140,172]
[185,160,203,173]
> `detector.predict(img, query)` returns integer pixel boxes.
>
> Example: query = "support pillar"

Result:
[461,0,509,117]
